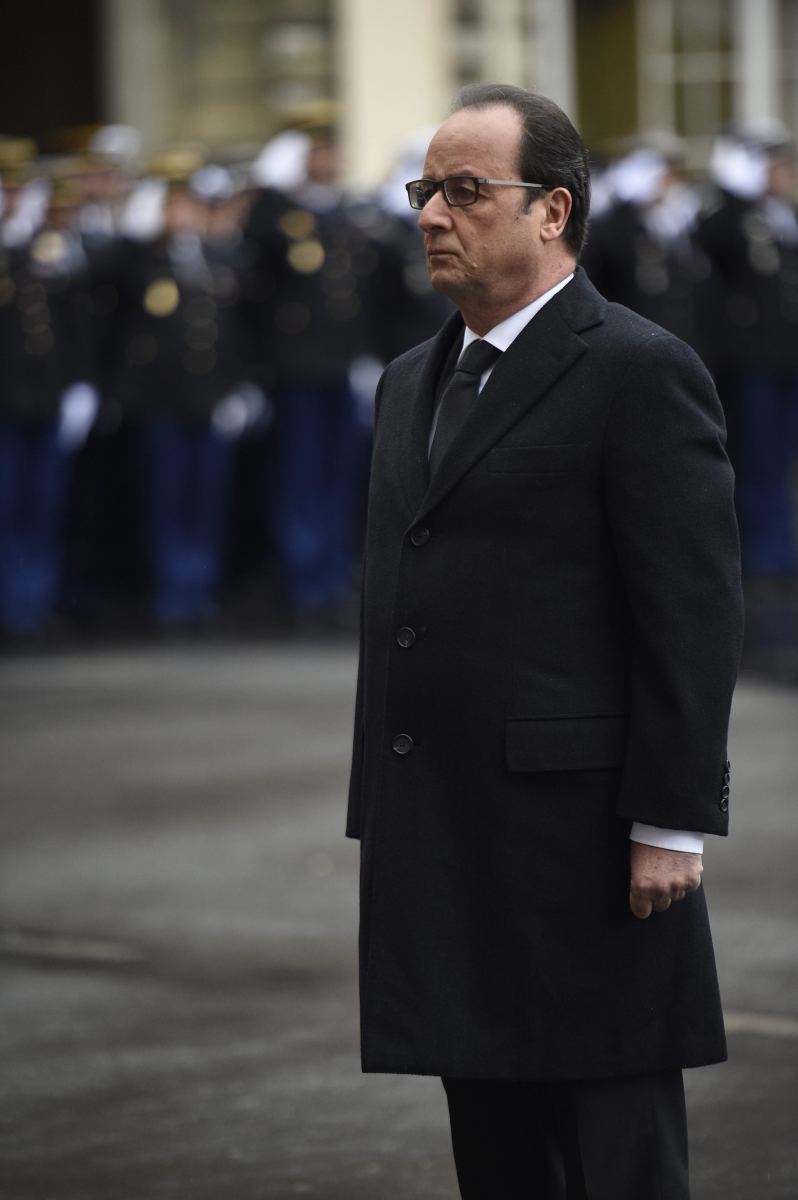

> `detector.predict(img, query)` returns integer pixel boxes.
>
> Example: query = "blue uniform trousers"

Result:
[141,418,234,626]
[733,371,798,576]
[271,384,370,613]
[0,420,71,633]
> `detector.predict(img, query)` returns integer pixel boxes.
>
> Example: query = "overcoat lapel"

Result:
[394,310,464,517]
[412,270,605,525]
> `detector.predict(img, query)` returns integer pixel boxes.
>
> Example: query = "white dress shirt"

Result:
[430,273,705,856]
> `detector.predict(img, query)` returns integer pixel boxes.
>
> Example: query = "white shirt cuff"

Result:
[630,823,705,854]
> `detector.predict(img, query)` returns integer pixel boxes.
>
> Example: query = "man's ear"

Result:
[540,187,572,243]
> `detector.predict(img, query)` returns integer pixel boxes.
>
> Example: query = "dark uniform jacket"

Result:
[582,201,719,371]
[347,268,743,1081]
[697,189,798,373]
[350,204,454,361]
[0,231,95,422]
[243,187,395,388]
[106,236,251,422]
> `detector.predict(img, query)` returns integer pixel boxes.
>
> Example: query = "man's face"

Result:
[418,106,554,306]
[165,191,207,235]
[307,139,339,186]
[768,155,796,201]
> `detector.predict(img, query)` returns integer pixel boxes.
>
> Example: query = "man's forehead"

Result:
[423,107,522,175]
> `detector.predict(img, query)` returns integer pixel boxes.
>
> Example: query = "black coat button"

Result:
[719,796,729,813]
[410,527,430,546]
[725,759,731,772]
[721,784,730,799]
[397,627,416,648]
[392,734,414,755]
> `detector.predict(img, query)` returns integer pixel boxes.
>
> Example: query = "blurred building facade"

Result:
[96,1,796,176]
[3,1,797,177]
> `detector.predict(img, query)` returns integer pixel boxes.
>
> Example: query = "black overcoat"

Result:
[346,268,743,1081]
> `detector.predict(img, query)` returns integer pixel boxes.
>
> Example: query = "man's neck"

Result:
[455,260,576,338]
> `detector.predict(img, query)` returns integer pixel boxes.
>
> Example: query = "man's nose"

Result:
[418,190,452,232]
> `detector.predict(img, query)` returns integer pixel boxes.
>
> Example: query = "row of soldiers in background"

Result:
[0,107,451,639]
[3,110,798,642]
[584,119,798,581]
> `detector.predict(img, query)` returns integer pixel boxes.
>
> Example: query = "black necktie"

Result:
[429,338,502,476]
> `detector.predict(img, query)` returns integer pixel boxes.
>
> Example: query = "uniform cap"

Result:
[280,99,338,140]
[0,137,37,183]
[709,136,770,199]
[89,125,143,163]
[727,117,793,154]
[48,176,83,209]
[148,146,206,185]
[634,130,687,165]
[251,130,311,189]
[611,148,670,206]
[189,164,235,204]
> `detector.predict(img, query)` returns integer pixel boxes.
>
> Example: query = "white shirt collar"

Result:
[460,273,575,358]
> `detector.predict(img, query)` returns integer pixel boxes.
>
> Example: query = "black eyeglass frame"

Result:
[405,176,546,210]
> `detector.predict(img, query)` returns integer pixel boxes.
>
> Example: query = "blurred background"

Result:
[0,2,796,1198]
[0,0,797,645]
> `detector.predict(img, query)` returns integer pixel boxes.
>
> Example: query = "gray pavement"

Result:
[0,645,795,1199]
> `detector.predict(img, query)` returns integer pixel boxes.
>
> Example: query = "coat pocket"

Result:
[506,714,629,772]
[487,444,588,474]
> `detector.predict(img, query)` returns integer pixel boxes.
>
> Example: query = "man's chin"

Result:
[427,257,465,295]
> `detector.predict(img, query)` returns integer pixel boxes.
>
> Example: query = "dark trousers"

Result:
[0,419,71,633]
[442,1070,690,1200]
[270,384,370,613]
[733,370,798,576]
[141,418,234,626]
[62,420,144,619]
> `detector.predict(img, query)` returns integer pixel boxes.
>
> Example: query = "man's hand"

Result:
[629,842,703,919]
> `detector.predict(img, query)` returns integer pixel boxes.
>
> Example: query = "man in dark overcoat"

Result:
[347,84,743,1199]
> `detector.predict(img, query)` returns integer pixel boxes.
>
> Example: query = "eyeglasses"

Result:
[405,176,545,210]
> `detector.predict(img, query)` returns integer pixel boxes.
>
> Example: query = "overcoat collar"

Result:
[402,267,606,525]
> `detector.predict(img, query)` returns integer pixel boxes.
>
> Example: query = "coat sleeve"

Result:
[345,367,389,839]
[602,331,743,835]
[345,584,366,839]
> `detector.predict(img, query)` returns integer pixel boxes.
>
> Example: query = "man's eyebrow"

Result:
[421,167,486,178]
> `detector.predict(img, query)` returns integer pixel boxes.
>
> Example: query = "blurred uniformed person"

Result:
[60,135,144,625]
[106,149,255,627]
[350,126,453,361]
[582,136,716,365]
[79,125,142,246]
[244,104,386,625]
[0,146,97,636]
[698,121,798,578]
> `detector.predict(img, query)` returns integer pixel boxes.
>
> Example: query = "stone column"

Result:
[336,0,454,186]
[100,0,173,153]
[480,0,527,87]
[734,0,782,121]
[528,0,576,119]
[636,0,676,133]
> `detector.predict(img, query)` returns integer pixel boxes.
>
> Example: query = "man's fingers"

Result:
[630,881,694,916]
[629,890,653,919]
[629,844,703,920]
